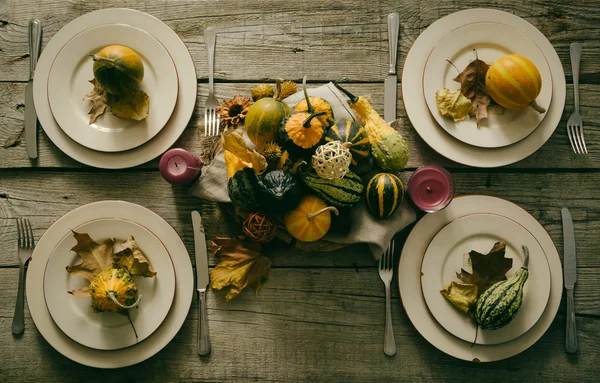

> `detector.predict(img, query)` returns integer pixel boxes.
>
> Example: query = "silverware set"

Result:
[567,42,587,154]
[12,218,35,335]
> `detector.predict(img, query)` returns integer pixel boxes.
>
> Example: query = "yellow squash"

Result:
[284,195,338,242]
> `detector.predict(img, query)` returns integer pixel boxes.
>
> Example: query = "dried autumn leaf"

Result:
[221,129,268,174]
[66,232,115,282]
[456,241,513,296]
[209,237,272,301]
[440,281,478,313]
[112,90,150,121]
[451,51,499,127]
[83,79,110,124]
[435,88,472,122]
[113,236,157,277]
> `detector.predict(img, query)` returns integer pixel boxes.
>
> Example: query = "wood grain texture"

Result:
[1,81,599,169]
[0,267,598,382]
[1,170,599,268]
[0,1,599,82]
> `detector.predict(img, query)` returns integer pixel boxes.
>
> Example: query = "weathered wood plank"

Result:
[1,81,599,169]
[0,1,599,82]
[0,170,599,268]
[0,268,598,382]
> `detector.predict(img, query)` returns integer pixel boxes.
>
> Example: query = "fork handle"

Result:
[205,28,216,94]
[384,283,396,356]
[570,42,581,112]
[12,262,26,334]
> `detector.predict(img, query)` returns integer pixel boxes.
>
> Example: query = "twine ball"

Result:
[311,141,352,179]
[243,213,277,243]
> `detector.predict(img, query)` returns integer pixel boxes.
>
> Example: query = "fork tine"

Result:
[567,125,576,153]
[574,126,583,154]
[212,111,217,136]
[16,218,22,248]
[26,219,34,248]
[216,116,221,136]
[204,109,208,136]
[390,241,395,270]
[576,125,587,154]
[581,129,588,154]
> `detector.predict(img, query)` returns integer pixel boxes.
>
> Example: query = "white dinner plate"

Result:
[399,195,562,362]
[421,213,551,345]
[402,9,566,167]
[44,218,176,350]
[48,24,178,152]
[26,201,193,368]
[423,22,552,148]
[33,8,197,168]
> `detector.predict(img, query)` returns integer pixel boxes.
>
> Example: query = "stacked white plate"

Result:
[402,9,566,167]
[26,200,194,368]
[399,195,562,361]
[33,8,197,168]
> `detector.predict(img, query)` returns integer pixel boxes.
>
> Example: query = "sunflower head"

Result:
[217,95,252,128]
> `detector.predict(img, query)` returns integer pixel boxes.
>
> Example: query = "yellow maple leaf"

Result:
[210,237,271,301]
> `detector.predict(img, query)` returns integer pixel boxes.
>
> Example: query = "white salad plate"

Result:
[421,213,551,345]
[33,8,197,169]
[47,24,178,153]
[44,218,176,350]
[399,195,562,362]
[423,22,552,148]
[402,9,566,167]
[27,201,193,368]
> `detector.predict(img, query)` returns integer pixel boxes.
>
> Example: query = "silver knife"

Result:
[561,207,577,353]
[192,211,211,356]
[384,13,399,122]
[25,19,42,160]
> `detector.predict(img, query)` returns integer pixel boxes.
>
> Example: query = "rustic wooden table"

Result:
[1,1,598,382]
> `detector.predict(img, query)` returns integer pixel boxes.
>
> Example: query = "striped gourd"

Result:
[485,54,546,113]
[475,249,530,330]
[365,173,404,218]
[325,120,370,166]
[301,170,363,207]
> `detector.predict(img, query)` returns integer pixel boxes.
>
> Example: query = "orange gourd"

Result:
[485,54,545,113]
[284,195,339,242]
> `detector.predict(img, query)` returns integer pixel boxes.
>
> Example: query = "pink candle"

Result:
[408,166,455,212]
[159,148,203,185]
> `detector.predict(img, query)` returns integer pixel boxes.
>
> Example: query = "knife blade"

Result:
[384,13,399,122]
[25,19,42,160]
[561,207,578,353]
[192,211,211,355]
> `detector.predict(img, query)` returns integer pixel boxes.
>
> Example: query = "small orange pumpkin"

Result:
[485,54,545,113]
[284,195,339,242]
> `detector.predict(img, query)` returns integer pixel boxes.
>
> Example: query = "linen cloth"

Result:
[190,82,416,258]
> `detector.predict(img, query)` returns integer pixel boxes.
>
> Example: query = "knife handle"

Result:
[198,289,211,356]
[28,19,42,80]
[565,288,578,353]
[387,13,399,75]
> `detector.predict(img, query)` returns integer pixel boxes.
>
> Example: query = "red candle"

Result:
[408,166,455,212]
[159,148,203,185]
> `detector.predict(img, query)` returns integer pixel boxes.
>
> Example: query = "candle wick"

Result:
[174,162,178,168]
[426,187,432,194]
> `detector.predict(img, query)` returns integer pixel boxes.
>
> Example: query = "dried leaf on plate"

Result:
[114,236,156,277]
[112,90,150,121]
[435,88,472,122]
[440,281,478,313]
[66,232,115,282]
[456,241,513,296]
[83,79,110,124]
[221,129,268,174]
[210,237,272,301]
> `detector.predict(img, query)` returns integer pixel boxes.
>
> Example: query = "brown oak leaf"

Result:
[456,241,513,296]
[113,236,157,277]
[83,79,111,124]
[210,237,271,301]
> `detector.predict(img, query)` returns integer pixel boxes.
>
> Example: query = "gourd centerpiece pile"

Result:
[220,76,410,244]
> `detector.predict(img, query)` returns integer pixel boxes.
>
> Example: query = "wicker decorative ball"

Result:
[243,213,277,243]
[311,141,352,179]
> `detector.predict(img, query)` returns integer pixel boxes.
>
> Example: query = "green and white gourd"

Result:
[475,246,530,330]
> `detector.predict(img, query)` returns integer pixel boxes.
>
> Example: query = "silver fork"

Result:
[378,240,396,356]
[12,218,35,334]
[204,27,220,136]
[567,42,587,154]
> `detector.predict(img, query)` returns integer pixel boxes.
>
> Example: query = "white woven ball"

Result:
[311,141,352,179]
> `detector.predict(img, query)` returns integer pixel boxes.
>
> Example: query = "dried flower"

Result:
[217,95,252,128]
